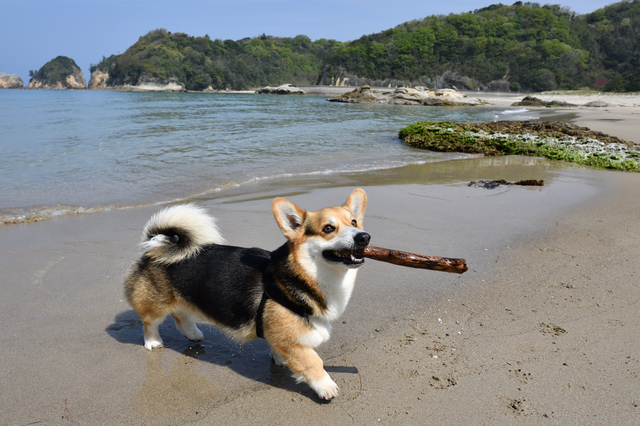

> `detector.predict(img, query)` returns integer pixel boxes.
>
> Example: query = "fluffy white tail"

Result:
[140,204,225,264]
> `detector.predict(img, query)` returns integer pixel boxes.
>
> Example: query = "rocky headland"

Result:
[27,56,86,89]
[328,86,489,106]
[0,73,24,89]
[87,69,186,92]
[88,70,109,89]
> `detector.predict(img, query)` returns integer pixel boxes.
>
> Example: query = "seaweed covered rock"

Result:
[469,179,544,189]
[398,120,640,172]
[328,86,489,106]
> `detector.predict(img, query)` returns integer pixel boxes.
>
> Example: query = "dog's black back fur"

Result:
[165,244,271,329]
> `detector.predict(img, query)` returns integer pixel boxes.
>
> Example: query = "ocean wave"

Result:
[0,204,115,225]
[1,155,476,226]
[499,108,530,115]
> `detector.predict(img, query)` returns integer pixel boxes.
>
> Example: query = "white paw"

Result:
[175,319,204,342]
[144,338,164,350]
[309,373,339,400]
[185,327,204,342]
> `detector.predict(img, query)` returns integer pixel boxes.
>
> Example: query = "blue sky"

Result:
[1,0,616,86]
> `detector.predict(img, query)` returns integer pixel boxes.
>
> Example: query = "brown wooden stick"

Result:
[359,246,468,274]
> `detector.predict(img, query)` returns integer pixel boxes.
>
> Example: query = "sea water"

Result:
[0,90,537,224]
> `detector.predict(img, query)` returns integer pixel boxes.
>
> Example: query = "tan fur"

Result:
[124,263,176,314]
[261,301,327,382]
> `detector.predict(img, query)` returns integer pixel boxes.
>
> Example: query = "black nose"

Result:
[354,232,371,247]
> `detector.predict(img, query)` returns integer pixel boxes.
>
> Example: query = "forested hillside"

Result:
[92,30,341,90]
[570,0,640,91]
[92,1,640,92]
[323,1,640,92]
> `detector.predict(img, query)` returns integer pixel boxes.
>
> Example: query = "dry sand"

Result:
[1,93,639,424]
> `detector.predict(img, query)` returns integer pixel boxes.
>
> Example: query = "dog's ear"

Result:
[344,188,367,224]
[273,198,306,239]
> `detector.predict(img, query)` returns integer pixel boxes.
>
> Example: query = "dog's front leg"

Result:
[274,343,339,400]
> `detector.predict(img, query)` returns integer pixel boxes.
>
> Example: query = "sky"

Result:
[1,0,617,86]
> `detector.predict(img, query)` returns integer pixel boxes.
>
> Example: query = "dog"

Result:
[124,188,370,400]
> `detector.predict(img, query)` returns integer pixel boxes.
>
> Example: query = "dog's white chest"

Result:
[318,269,358,321]
[299,318,333,347]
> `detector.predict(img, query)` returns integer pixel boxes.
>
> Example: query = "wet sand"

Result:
[1,96,640,424]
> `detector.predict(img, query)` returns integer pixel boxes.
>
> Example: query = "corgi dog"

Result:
[124,188,370,400]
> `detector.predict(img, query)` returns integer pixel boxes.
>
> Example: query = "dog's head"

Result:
[272,188,370,271]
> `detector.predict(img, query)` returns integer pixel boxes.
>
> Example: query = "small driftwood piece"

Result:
[341,246,468,274]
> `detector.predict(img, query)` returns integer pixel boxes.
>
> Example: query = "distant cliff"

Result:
[88,70,108,88]
[28,56,86,89]
[0,73,23,88]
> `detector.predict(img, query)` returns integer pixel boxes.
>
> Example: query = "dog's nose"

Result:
[354,232,371,247]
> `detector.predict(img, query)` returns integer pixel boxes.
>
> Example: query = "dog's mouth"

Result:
[322,249,365,266]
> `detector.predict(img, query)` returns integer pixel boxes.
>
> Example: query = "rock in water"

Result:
[255,84,305,95]
[0,73,24,89]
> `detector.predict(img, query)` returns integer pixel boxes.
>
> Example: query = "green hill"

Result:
[31,56,86,88]
[323,1,640,92]
[92,29,341,91]
[92,1,640,92]
[323,3,584,91]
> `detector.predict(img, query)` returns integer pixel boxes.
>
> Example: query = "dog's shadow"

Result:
[106,310,358,403]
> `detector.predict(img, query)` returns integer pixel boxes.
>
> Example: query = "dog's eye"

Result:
[351,219,357,227]
[323,224,335,233]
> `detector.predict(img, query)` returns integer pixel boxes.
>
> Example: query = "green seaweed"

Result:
[399,121,640,172]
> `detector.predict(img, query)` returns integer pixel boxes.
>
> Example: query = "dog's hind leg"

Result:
[141,313,168,350]
[171,310,204,342]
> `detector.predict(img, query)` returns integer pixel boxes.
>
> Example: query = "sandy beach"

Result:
[1,93,639,424]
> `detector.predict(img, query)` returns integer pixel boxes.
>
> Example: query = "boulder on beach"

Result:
[27,56,86,89]
[327,86,489,106]
[255,84,305,95]
[585,100,610,108]
[511,96,577,108]
[0,73,24,89]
